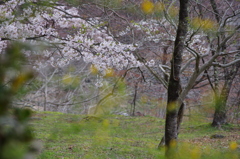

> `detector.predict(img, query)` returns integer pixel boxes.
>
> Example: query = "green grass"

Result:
[30,111,240,159]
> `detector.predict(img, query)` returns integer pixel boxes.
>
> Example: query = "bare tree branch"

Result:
[213,58,240,68]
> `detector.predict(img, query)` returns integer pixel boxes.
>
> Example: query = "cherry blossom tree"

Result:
[0,0,144,113]
[1,1,239,157]
[0,0,143,72]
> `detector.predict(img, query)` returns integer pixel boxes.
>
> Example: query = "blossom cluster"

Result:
[0,0,210,78]
[118,17,210,77]
[117,19,176,45]
[0,0,144,73]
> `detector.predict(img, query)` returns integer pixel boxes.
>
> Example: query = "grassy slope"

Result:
[30,111,240,159]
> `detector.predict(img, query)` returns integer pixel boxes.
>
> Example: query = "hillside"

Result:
[30,111,240,158]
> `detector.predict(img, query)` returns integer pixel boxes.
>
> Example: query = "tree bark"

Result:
[164,0,189,157]
[158,102,184,148]
[212,60,239,127]
[212,80,231,127]
[131,82,138,116]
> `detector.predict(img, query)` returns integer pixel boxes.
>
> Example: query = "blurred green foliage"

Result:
[0,42,35,159]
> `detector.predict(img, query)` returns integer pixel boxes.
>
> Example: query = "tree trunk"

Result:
[131,82,138,116]
[212,92,228,127]
[44,81,47,111]
[164,0,189,157]
[212,51,240,127]
[212,69,239,127]
[158,102,184,148]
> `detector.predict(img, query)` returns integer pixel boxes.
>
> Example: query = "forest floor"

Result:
[30,111,240,159]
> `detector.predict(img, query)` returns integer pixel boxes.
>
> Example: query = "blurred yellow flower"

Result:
[192,17,215,31]
[202,19,215,30]
[11,73,33,91]
[141,0,154,14]
[167,102,177,112]
[104,68,115,77]
[62,74,74,85]
[229,141,238,150]
[90,64,98,74]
